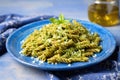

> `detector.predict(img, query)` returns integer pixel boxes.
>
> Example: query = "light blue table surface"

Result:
[0,0,120,80]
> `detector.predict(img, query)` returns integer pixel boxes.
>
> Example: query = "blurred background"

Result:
[0,0,119,27]
[0,0,89,20]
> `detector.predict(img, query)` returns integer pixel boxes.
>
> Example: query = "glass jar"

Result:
[88,0,119,27]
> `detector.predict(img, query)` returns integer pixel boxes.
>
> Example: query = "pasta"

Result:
[21,19,102,64]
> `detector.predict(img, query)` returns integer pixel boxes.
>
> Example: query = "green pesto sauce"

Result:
[21,20,102,64]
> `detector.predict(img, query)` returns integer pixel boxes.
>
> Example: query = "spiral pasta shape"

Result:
[21,20,102,64]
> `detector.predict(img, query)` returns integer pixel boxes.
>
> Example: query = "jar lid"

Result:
[95,0,116,4]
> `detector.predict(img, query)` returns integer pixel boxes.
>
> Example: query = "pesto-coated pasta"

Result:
[21,19,102,64]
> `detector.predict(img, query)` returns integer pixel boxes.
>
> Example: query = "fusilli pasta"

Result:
[21,20,102,64]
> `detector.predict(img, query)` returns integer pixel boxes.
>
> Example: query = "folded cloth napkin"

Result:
[0,14,54,55]
[47,46,120,80]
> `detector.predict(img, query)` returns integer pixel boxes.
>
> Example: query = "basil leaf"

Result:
[49,14,70,24]
[50,18,58,23]
[59,14,64,21]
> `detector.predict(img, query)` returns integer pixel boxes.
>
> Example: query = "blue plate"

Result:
[6,20,116,71]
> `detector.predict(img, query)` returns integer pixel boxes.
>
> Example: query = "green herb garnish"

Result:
[50,14,69,24]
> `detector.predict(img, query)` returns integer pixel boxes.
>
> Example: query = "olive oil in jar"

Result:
[88,0,119,26]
